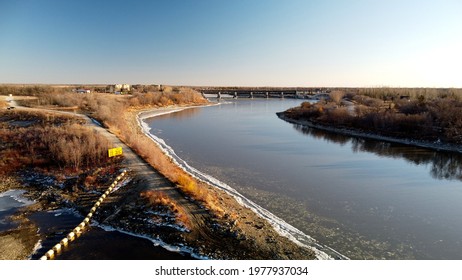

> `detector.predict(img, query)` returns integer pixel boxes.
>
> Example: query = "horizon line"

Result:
[1,83,461,89]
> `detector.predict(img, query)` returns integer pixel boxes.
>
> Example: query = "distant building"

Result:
[112,84,131,92]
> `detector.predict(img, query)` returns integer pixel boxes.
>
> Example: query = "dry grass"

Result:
[44,124,112,170]
[329,90,344,105]
[0,110,111,175]
[176,174,225,218]
[177,174,202,197]
[141,190,191,229]
[0,109,81,126]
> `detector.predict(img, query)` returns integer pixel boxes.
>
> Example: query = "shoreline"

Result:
[277,112,462,154]
[136,104,346,260]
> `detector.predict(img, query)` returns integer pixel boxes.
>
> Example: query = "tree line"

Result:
[285,89,462,144]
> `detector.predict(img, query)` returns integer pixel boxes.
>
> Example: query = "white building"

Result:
[114,84,130,91]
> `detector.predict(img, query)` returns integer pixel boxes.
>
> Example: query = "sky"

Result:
[1,0,461,87]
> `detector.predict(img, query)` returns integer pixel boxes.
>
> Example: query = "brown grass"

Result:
[0,110,111,175]
[329,90,344,105]
[0,109,82,126]
[176,173,226,217]
[141,190,191,229]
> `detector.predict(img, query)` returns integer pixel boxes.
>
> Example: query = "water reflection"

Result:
[293,124,462,181]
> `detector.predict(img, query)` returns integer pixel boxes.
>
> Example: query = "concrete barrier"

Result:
[67,232,76,241]
[45,250,54,259]
[73,226,81,234]
[53,244,62,253]
[60,238,69,246]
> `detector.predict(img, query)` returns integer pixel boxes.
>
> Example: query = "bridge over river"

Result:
[200,88,331,99]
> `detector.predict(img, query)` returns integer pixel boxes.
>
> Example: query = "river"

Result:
[145,98,462,260]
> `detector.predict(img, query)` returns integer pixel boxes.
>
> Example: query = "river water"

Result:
[145,99,462,260]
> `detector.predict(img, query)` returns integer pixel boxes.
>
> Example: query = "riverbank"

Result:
[277,112,462,154]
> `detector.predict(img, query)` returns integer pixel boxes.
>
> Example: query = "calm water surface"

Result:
[147,99,462,259]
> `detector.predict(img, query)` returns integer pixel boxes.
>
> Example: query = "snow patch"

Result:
[0,189,35,208]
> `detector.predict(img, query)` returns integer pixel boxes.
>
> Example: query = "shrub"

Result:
[321,107,352,126]
[0,110,111,173]
[301,101,311,109]
[330,91,344,105]
[396,100,427,115]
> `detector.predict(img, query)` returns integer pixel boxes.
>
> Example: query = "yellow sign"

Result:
[108,147,123,157]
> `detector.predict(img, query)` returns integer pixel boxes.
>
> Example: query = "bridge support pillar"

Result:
[234,92,238,99]
[266,92,269,98]
[249,92,253,99]
[280,92,284,99]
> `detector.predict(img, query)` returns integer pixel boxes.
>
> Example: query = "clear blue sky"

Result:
[1,0,461,87]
